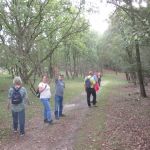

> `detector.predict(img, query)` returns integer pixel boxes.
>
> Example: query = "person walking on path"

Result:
[38,75,53,124]
[97,72,102,87]
[84,71,97,107]
[93,72,100,92]
[54,74,65,119]
[8,76,29,136]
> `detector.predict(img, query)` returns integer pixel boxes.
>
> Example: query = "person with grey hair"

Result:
[8,76,29,136]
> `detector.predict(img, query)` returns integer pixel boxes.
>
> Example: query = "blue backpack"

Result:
[85,78,91,88]
[11,87,22,104]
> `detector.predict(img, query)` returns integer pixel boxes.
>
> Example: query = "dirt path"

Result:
[1,81,150,150]
[0,80,108,150]
[1,91,91,150]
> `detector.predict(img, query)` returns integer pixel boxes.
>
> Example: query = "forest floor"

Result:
[0,80,150,150]
[99,84,150,150]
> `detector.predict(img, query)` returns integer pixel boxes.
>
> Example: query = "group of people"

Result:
[7,71,101,137]
[84,71,102,108]
[7,74,65,136]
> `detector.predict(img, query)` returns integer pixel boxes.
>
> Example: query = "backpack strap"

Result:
[39,84,47,93]
[13,86,21,91]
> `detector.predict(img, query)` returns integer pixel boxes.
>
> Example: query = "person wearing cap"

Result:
[84,71,97,107]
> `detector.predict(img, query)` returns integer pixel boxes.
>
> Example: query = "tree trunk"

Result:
[125,72,130,81]
[129,0,147,97]
[135,40,147,97]
[49,56,53,78]
[65,70,70,79]
[72,51,77,78]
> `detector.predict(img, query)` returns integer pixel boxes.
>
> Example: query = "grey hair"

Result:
[13,76,22,85]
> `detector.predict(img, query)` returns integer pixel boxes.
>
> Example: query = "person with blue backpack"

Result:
[8,76,29,136]
[84,71,97,107]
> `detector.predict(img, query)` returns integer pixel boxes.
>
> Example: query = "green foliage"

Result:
[0,0,89,82]
[98,2,150,76]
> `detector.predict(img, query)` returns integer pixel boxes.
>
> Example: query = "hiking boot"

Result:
[60,114,66,117]
[20,133,25,137]
[55,116,59,120]
[20,131,25,136]
[48,120,53,125]
[13,129,17,133]
[44,119,48,123]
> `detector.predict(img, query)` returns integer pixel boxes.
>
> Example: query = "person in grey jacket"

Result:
[54,74,65,119]
[8,76,29,136]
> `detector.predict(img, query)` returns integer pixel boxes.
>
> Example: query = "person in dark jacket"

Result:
[97,72,102,86]
[84,71,97,107]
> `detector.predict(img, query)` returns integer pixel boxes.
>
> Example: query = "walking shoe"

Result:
[44,119,48,123]
[20,132,25,136]
[48,120,53,125]
[20,133,25,137]
[13,130,17,133]
[60,114,66,117]
[55,116,59,120]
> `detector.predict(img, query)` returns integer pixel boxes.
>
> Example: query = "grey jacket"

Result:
[55,79,65,97]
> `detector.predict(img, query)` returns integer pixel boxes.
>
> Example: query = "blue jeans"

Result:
[12,109,25,134]
[40,98,52,122]
[54,95,63,119]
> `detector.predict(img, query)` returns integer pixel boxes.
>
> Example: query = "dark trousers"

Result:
[98,78,101,86]
[86,88,96,106]
[12,109,25,134]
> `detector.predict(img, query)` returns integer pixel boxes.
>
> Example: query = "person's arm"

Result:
[24,87,30,105]
[38,83,46,93]
[55,78,58,84]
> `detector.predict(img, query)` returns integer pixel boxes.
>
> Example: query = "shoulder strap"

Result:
[40,84,47,93]
[13,86,21,91]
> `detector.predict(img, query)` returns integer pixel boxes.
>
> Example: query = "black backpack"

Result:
[11,87,23,104]
[36,85,47,98]
[36,88,40,98]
